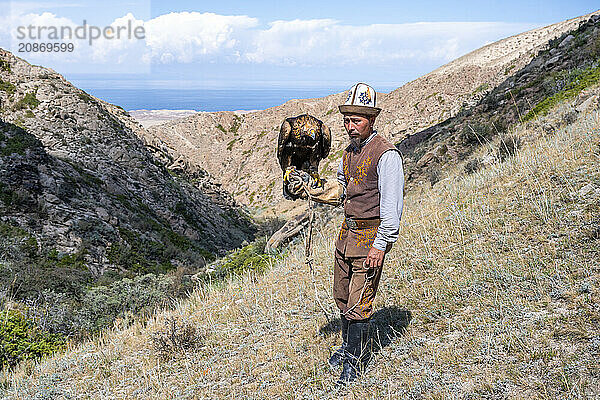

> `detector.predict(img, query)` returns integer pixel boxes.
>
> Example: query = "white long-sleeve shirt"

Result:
[336,131,404,251]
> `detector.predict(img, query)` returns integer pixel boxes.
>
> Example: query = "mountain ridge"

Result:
[139,10,599,217]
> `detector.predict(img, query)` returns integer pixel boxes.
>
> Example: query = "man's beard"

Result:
[349,137,361,153]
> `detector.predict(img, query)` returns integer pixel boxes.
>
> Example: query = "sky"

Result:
[0,0,598,92]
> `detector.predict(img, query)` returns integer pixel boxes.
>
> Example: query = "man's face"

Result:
[343,114,373,142]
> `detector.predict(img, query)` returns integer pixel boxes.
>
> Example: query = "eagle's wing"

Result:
[277,118,293,171]
[319,123,331,160]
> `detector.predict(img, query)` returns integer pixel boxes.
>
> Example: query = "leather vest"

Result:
[335,134,399,257]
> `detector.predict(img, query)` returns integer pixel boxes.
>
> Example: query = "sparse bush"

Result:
[75,274,174,334]
[0,79,15,95]
[0,59,10,72]
[150,316,203,359]
[562,110,577,125]
[525,64,600,120]
[496,135,521,162]
[428,168,442,187]
[464,158,483,174]
[13,93,40,111]
[0,125,42,156]
[229,115,242,133]
[459,123,491,145]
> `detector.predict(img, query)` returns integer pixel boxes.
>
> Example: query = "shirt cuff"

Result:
[372,235,387,252]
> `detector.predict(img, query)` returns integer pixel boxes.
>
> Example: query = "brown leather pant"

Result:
[333,248,384,321]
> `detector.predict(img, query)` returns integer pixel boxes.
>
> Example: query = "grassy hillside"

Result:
[3,89,599,398]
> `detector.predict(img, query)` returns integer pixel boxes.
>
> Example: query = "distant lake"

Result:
[75,87,396,112]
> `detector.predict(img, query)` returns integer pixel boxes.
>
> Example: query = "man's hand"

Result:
[365,246,385,269]
[285,168,344,206]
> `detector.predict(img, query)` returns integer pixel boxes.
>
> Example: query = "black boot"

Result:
[337,320,371,386]
[328,315,349,369]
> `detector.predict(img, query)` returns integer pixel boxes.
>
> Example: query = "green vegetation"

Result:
[327,149,343,161]
[105,200,214,275]
[24,110,34,118]
[229,115,242,134]
[174,201,205,234]
[0,79,15,95]
[217,116,243,135]
[472,82,490,94]
[256,131,268,139]
[424,91,439,101]
[0,126,42,156]
[0,183,17,207]
[211,237,282,279]
[226,138,238,151]
[525,64,600,120]
[0,221,28,238]
[458,123,491,145]
[325,108,336,116]
[76,274,175,333]
[0,59,10,72]
[0,310,66,369]
[504,64,516,74]
[44,248,87,271]
[77,92,93,104]
[13,93,40,111]
[107,228,175,275]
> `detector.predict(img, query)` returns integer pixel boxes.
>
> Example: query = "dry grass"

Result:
[2,97,600,399]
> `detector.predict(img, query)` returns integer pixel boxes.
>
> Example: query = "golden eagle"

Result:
[277,114,331,200]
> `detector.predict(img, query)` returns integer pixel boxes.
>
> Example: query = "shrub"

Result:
[429,168,442,187]
[524,64,600,120]
[459,123,491,145]
[75,274,174,333]
[13,93,40,111]
[210,237,281,279]
[0,79,15,95]
[150,316,203,359]
[0,309,66,369]
[496,135,521,162]
[1,127,42,156]
[0,59,10,72]
[229,115,242,133]
[464,158,483,175]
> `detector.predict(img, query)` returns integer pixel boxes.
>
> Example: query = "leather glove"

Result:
[305,178,345,206]
[285,167,344,206]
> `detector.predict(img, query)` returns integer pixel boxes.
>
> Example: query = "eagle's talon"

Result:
[283,166,297,183]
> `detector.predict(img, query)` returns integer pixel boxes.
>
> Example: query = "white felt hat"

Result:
[338,82,381,116]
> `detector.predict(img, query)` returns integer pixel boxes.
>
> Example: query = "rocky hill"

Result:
[401,13,600,187]
[0,49,256,310]
[139,11,599,217]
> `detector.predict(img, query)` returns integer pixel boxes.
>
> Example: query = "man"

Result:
[288,82,404,385]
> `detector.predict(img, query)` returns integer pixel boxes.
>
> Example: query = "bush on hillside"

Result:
[150,316,204,359]
[459,123,491,145]
[0,309,65,369]
[496,135,522,162]
[208,237,282,280]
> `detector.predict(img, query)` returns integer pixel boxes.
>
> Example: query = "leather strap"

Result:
[345,217,380,229]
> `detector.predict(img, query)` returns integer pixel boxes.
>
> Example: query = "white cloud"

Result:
[0,10,539,73]
[245,20,538,66]
[144,12,258,63]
